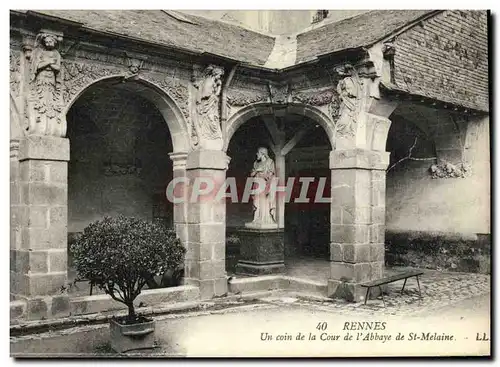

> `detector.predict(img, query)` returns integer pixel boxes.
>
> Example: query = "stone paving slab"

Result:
[11,268,490,337]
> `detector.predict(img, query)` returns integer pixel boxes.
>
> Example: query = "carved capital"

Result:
[169,151,188,171]
[10,139,20,160]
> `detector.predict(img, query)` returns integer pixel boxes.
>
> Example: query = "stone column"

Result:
[275,153,286,229]
[13,135,70,320]
[11,139,22,300]
[169,152,189,284]
[169,152,188,226]
[180,149,229,299]
[328,148,389,302]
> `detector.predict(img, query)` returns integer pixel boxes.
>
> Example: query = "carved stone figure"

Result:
[335,74,361,137]
[246,147,277,229]
[192,65,225,150]
[268,82,290,104]
[26,32,64,136]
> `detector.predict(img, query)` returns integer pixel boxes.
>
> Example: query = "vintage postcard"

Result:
[9,9,491,358]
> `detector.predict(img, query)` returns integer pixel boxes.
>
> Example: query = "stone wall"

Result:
[385,113,490,273]
[386,114,490,235]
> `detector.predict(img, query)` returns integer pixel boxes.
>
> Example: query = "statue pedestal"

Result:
[235,226,285,275]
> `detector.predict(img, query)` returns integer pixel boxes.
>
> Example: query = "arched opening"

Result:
[386,103,439,235]
[385,102,489,272]
[385,103,440,268]
[225,107,332,282]
[65,78,187,295]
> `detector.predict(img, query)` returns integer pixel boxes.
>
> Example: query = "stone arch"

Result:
[63,74,191,153]
[224,103,335,151]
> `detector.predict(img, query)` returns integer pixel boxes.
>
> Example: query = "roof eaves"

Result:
[78,26,203,59]
[25,10,85,28]
[19,10,276,69]
[380,81,489,114]
[368,10,444,47]
[284,46,367,71]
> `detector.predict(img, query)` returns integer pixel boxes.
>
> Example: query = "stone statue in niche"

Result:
[192,65,225,150]
[27,31,64,136]
[245,147,277,229]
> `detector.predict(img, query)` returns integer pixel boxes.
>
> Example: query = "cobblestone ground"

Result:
[10,269,490,357]
[275,267,491,317]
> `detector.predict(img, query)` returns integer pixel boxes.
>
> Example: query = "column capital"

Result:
[10,139,20,160]
[330,148,389,170]
[186,149,230,170]
[18,135,69,162]
[169,151,188,170]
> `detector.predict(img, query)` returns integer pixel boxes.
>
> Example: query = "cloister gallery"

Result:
[10,10,490,321]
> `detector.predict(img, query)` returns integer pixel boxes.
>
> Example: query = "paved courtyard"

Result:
[11,269,490,357]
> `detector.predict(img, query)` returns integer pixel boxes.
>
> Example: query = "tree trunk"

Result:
[127,302,136,322]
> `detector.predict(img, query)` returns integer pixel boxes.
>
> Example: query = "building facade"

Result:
[10,10,490,322]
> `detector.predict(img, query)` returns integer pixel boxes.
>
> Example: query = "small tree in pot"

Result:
[71,216,185,353]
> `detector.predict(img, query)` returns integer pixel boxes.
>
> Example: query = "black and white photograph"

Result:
[8,7,492,358]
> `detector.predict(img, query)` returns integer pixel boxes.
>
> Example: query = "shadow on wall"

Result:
[385,230,490,274]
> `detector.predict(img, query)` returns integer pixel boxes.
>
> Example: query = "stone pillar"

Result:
[169,152,189,284]
[328,148,389,302]
[10,139,21,300]
[13,135,70,320]
[169,152,188,226]
[180,149,229,300]
[275,153,286,229]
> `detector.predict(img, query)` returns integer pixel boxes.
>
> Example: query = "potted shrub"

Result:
[71,216,185,353]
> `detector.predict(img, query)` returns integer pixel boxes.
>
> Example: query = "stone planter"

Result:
[109,317,156,353]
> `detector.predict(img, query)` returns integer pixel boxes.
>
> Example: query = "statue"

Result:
[335,75,360,137]
[246,147,277,229]
[27,32,64,136]
[192,65,225,150]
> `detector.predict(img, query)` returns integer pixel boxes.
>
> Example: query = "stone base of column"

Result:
[14,295,70,321]
[235,227,285,275]
[187,277,228,300]
[327,280,383,303]
[327,259,385,302]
